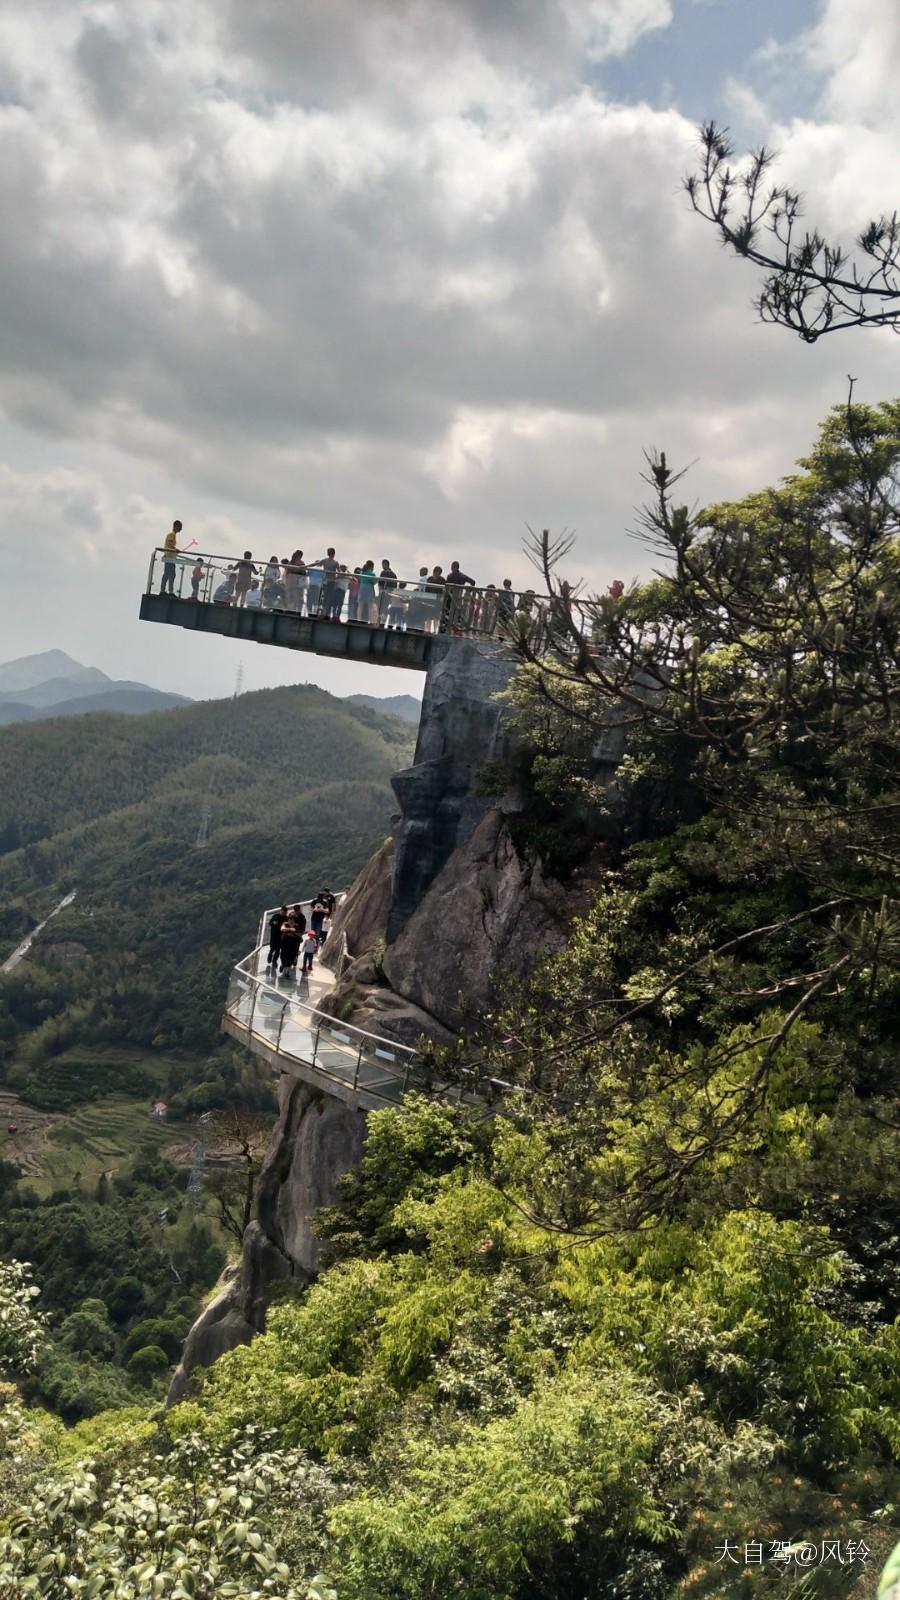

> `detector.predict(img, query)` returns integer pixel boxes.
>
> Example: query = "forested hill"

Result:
[0,684,414,1056]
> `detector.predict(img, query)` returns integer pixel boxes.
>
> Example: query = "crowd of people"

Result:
[264,891,337,979]
[159,524,534,636]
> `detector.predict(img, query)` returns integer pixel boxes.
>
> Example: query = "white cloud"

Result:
[0,0,897,700]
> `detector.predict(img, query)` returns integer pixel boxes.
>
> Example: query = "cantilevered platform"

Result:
[140,593,440,672]
[223,899,522,1113]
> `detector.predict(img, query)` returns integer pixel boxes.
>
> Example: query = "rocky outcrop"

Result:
[382,808,600,1034]
[388,639,518,942]
[167,1075,365,1405]
[321,837,392,970]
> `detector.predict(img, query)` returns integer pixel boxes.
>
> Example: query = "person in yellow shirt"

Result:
[160,520,183,595]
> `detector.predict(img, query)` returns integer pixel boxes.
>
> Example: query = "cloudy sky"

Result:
[0,0,897,703]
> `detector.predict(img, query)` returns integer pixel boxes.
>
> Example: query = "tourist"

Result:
[307,556,324,617]
[386,582,410,630]
[283,550,307,613]
[234,551,257,606]
[310,895,327,941]
[445,560,476,587]
[160,520,182,595]
[335,565,351,618]
[262,556,282,607]
[408,567,431,632]
[322,889,337,916]
[190,560,205,601]
[279,916,302,975]
[377,559,398,623]
[291,902,307,935]
[315,547,341,618]
[213,569,236,605]
[245,579,262,608]
[608,578,625,599]
[267,904,288,967]
[357,560,378,624]
[318,913,332,948]
[301,927,318,974]
[346,567,361,622]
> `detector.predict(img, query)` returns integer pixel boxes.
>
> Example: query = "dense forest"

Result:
[0,684,414,1417]
[1,408,899,1597]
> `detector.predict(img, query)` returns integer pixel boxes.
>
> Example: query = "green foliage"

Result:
[0,1258,46,1377]
[126,1344,170,1387]
[0,683,413,1067]
[0,1427,339,1599]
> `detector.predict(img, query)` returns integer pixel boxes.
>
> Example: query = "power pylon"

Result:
[195,662,244,848]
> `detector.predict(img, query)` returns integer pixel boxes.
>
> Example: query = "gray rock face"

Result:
[257,1076,367,1278]
[321,837,393,970]
[387,638,518,942]
[167,1076,365,1404]
[382,807,597,1034]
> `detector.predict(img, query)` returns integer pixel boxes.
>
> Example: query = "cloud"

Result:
[0,0,897,701]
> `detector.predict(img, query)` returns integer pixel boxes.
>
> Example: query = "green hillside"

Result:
[0,684,412,1064]
[0,682,412,1416]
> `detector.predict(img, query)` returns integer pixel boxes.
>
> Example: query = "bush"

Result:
[126,1345,170,1387]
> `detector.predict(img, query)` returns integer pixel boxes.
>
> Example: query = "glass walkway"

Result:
[223,898,520,1112]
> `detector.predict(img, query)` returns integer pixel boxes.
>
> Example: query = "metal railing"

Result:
[226,895,428,1104]
[144,546,610,654]
[226,896,546,1110]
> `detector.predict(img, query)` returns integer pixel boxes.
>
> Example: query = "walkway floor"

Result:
[226,943,419,1105]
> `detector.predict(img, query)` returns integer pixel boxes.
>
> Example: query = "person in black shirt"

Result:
[267,905,288,967]
[310,896,327,939]
[291,903,307,935]
[445,561,475,586]
[279,917,301,975]
[377,560,397,624]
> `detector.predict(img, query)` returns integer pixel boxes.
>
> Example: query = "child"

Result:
[245,579,262,608]
[190,561,205,600]
[301,929,318,974]
[318,914,332,949]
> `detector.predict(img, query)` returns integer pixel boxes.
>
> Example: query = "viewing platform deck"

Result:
[223,900,520,1113]
[141,591,438,671]
[139,546,590,671]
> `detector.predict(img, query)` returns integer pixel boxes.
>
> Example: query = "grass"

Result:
[31,1097,177,1195]
[0,1048,186,1196]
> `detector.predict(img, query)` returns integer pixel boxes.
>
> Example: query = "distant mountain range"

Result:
[0,651,191,726]
[344,693,421,725]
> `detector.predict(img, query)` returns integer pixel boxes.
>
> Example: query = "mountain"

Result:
[0,651,191,725]
[345,692,422,724]
[0,683,415,1044]
[0,688,190,726]
[0,649,109,695]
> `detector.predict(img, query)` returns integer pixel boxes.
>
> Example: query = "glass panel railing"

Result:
[144,546,611,649]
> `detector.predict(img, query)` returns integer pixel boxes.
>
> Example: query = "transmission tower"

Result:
[195,661,244,848]
[187,1111,212,1208]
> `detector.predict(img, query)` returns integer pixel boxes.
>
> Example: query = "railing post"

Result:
[313,1025,320,1064]
[353,1044,362,1092]
[401,1060,411,1094]
[276,1000,286,1055]
[247,979,258,1041]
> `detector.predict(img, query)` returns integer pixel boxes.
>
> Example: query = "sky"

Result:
[0,0,897,704]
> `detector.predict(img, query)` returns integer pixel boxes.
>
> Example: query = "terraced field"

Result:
[36,1097,178,1195]
[0,1046,188,1195]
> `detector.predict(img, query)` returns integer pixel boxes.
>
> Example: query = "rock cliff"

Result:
[170,637,624,1403]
